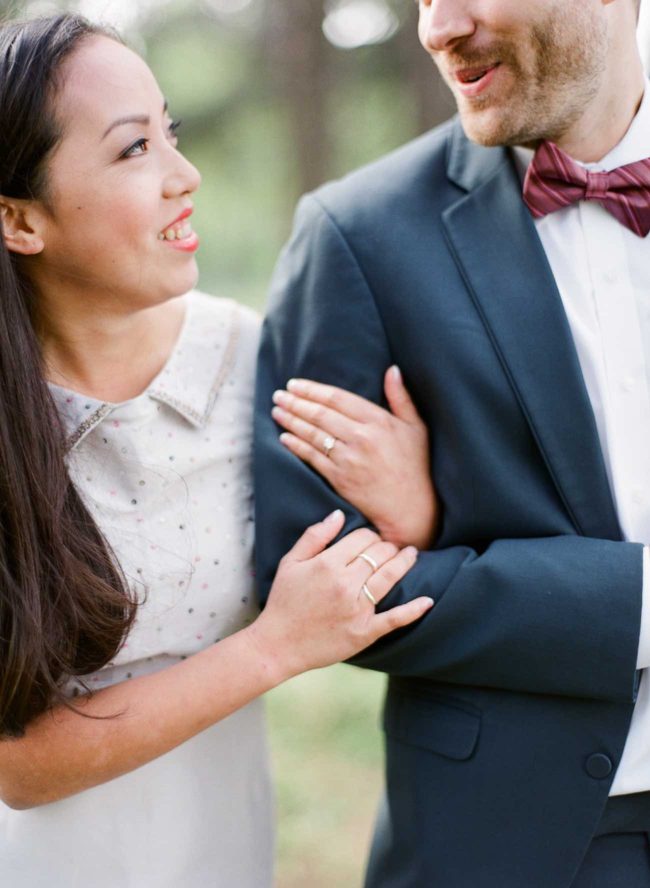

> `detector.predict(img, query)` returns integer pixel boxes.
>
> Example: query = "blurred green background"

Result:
[268,665,385,887]
[0,1,454,883]
[3,0,649,883]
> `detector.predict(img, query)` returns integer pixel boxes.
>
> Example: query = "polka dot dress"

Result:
[0,292,274,888]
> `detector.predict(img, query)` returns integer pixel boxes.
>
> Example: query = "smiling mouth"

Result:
[455,63,499,86]
[158,220,193,242]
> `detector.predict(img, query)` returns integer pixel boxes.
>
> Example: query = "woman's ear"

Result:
[0,198,45,256]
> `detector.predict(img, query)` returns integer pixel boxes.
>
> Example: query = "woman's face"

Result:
[29,35,202,311]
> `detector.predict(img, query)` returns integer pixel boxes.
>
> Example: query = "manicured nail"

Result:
[287,378,307,393]
[390,365,402,382]
[324,509,344,525]
[279,433,291,445]
[423,597,434,607]
[405,546,418,558]
[272,389,288,404]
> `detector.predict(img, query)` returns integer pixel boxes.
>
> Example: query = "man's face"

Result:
[418,0,609,146]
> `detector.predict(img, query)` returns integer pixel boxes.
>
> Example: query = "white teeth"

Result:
[159,220,193,242]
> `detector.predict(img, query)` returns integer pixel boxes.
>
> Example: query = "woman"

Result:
[0,13,434,887]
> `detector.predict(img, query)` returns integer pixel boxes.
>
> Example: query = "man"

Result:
[254,1,650,884]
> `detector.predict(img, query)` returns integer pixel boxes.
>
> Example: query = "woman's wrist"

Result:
[239,620,299,689]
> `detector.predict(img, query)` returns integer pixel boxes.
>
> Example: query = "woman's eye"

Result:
[168,119,182,142]
[121,138,149,158]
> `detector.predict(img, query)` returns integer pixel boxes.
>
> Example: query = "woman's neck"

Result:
[38,294,187,403]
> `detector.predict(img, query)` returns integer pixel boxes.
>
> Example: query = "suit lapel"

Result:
[442,121,621,541]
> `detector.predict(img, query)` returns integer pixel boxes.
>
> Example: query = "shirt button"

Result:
[585,753,613,779]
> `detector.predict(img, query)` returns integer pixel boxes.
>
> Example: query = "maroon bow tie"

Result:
[522,140,650,237]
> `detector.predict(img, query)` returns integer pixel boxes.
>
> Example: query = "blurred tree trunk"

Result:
[396,1,455,134]
[266,0,333,195]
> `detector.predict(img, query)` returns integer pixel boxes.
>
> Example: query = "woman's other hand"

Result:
[271,366,438,550]
[250,510,433,680]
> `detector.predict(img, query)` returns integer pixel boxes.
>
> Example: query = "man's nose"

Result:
[419,0,476,54]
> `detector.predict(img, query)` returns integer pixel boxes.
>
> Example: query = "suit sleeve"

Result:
[254,194,643,704]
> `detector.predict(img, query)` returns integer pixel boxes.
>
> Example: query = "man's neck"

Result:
[553,53,645,163]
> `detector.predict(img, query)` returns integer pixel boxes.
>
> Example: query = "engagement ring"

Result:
[322,435,337,457]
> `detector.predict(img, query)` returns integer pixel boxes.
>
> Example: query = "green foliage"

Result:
[148,22,252,116]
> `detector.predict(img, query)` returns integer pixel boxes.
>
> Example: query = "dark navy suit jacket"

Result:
[254,118,644,887]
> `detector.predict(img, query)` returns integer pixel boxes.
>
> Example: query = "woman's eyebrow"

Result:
[102,114,149,139]
[101,101,168,140]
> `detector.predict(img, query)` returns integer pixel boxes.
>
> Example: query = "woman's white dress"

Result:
[0,292,274,887]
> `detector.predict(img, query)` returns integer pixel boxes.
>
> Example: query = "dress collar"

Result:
[50,292,241,449]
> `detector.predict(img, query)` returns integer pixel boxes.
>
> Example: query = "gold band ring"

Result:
[356,552,379,572]
[361,583,377,606]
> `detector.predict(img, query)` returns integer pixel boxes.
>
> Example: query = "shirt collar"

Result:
[147,293,240,427]
[511,77,650,181]
[50,292,241,449]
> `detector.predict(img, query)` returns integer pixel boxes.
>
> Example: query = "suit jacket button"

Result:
[585,753,613,779]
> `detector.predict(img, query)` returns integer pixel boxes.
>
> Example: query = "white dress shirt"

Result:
[0,292,274,887]
[513,81,650,795]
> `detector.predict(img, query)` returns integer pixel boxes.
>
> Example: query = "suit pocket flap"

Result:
[384,692,481,761]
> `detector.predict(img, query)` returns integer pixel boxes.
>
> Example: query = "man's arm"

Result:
[254,194,642,704]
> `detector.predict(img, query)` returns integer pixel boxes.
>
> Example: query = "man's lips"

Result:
[453,63,500,97]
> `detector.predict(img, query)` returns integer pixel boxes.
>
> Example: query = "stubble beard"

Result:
[449,2,608,148]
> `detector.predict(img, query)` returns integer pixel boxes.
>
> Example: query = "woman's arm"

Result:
[271,367,438,550]
[0,513,431,809]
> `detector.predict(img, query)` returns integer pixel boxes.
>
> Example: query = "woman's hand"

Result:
[271,366,438,550]
[0,512,431,810]
[249,510,433,681]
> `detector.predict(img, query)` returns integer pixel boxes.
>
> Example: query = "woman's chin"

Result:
[164,263,200,298]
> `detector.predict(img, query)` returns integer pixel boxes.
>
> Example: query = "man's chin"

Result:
[458,108,533,148]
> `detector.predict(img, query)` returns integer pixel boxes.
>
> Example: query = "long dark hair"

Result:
[0,14,137,736]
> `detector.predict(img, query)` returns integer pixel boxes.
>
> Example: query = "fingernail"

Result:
[272,389,288,404]
[287,378,306,393]
[390,365,402,382]
[423,597,434,607]
[324,509,344,525]
[405,546,418,558]
[279,433,291,444]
